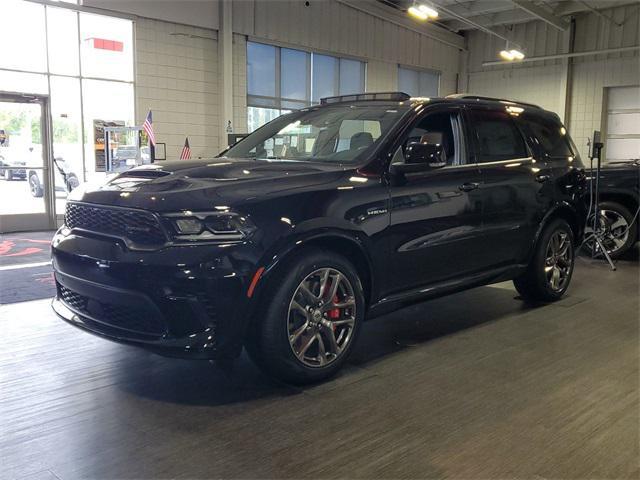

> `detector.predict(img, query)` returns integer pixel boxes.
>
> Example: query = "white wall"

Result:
[83,0,219,30]
[135,18,220,158]
[465,4,640,162]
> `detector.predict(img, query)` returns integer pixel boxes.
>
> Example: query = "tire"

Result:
[514,219,575,303]
[7,170,13,181]
[587,201,637,259]
[66,174,80,192]
[245,247,365,385]
[29,173,43,197]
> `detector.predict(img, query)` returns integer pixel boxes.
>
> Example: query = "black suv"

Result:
[52,93,586,384]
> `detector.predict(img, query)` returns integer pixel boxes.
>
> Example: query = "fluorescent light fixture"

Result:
[510,49,525,60]
[419,4,439,18]
[500,50,515,61]
[408,5,428,20]
[499,42,526,61]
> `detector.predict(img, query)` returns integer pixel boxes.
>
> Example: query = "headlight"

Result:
[165,211,256,242]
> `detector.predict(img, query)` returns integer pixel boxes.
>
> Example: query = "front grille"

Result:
[65,202,167,248]
[58,284,165,336]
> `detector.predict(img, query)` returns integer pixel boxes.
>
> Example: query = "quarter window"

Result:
[521,115,574,158]
[469,110,528,162]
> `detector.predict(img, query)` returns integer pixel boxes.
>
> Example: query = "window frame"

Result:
[246,41,366,131]
[397,65,441,98]
[466,107,532,164]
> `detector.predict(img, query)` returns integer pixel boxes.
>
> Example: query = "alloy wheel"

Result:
[287,268,356,368]
[545,231,573,292]
[586,209,630,255]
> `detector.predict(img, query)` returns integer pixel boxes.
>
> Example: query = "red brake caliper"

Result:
[327,294,340,324]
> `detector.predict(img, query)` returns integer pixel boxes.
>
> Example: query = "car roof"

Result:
[318,92,551,115]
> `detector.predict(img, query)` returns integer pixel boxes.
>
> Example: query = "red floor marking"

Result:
[35,272,55,286]
[0,240,17,255]
[15,238,52,244]
[3,247,43,257]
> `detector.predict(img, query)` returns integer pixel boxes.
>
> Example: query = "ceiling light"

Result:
[500,50,515,61]
[510,49,525,60]
[419,4,439,18]
[408,5,428,20]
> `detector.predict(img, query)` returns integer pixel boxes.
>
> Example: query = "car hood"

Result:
[68,158,353,212]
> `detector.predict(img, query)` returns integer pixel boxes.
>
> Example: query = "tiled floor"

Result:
[0,250,638,479]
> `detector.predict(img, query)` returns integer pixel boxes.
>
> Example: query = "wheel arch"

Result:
[596,191,639,217]
[529,202,583,262]
[253,231,375,310]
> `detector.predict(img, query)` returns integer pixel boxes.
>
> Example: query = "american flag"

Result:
[143,110,155,146]
[180,137,191,160]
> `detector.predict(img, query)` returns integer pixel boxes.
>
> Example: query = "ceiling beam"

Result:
[509,0,570,31]
[445,9,533,31]
[340,0,465,49]
[442,0,637,30]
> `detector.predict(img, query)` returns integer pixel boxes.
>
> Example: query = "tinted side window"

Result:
[469,110,528,162]
[403,112,466,166]
[521,114,574,158]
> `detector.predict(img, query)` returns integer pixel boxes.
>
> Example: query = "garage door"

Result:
[605,85,640,163]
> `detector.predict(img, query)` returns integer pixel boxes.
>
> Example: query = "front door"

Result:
[0,93,54,232]
[386,107,485,294]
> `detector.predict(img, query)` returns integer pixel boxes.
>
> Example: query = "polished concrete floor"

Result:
[1,252,638,479]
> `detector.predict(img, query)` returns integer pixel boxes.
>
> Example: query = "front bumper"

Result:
[51,230,261,359]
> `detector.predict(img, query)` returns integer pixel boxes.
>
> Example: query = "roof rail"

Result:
[446,94,542,109]
[320,92,410,105]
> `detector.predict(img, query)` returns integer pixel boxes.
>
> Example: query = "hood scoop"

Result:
[117,169,171,179]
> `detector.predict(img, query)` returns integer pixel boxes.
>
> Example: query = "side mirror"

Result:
[391,142,446,175]
[406,142,445,167]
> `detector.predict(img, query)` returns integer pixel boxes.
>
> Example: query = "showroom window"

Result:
[398,66,440,98]
[0,0,135,218]
[247,42,366,132]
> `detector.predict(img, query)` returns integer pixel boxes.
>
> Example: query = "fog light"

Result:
[174,218,203,234]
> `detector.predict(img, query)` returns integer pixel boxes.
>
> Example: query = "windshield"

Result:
[224,104,407,163]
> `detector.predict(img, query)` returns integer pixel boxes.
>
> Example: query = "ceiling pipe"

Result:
[578,1,623,27]
[430,2,523,48]
[482,45,639,66]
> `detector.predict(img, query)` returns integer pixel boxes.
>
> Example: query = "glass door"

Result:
[0,93,54,232]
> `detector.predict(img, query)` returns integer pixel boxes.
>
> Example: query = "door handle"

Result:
[535,174,551,183]
[458,182,479,192]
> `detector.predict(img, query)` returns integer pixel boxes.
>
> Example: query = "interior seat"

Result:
[350,132,374,150]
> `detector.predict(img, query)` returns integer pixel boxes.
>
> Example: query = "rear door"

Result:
[466,107,545,268]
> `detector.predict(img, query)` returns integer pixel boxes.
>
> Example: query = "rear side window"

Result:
[520,114,574,158]
[469,109,528,162]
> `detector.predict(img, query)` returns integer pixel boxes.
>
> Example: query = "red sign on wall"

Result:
[88,37,124,52]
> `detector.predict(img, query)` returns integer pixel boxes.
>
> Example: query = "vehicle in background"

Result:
[28,157,80,198]
[584,159,639,258]
[0,154,27,180]
[51,92,587,384]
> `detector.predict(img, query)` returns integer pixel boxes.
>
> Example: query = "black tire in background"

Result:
[593,201,638,259]
[245,247,365,385]
[7,169,13,181]
[514,218,575,303]
[66,174,80,192]
[29,173,44,197]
